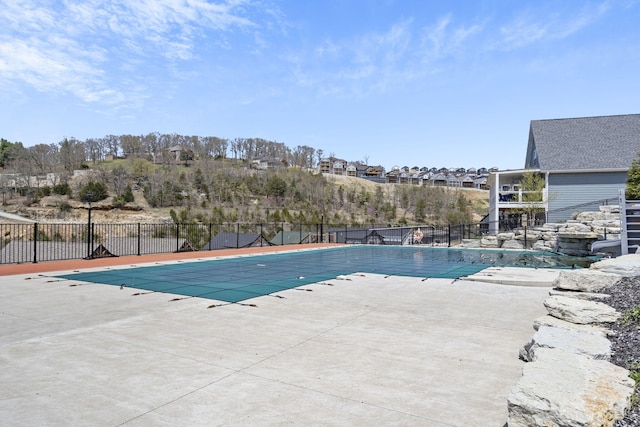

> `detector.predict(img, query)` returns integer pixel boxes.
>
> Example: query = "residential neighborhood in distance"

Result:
[315,158,494,190]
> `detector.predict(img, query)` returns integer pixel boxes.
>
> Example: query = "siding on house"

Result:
[546,171,627,222]
[489,114,639,232]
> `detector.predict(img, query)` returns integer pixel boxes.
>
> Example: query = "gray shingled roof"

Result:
[527,114,640,171]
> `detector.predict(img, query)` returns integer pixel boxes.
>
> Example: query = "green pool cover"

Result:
[56,246,594,303]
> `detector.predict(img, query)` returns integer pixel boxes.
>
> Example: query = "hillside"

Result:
[0,160,489,226]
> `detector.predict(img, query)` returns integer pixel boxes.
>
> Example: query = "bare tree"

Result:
[120,135,143,158]
[84,138,104,164]
[58,138,86,172]
[140,132,159,162]
[111,166,130,195]
[29,144,59,173]
[316,149,324,168]
[103,134,120,158]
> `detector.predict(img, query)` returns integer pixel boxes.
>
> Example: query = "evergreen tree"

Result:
[79,181,108,202]
[626,152,640,200]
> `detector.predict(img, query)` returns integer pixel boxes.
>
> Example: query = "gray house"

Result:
[489,114,640,232]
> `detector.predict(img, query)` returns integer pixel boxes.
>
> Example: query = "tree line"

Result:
[0,136,477,227]
[0,133,321,173]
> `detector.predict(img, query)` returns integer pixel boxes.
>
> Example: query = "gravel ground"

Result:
[597,276,640,426]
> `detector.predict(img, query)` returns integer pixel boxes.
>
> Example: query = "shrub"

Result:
[627,152,640,199]
[78,181,108,202]
[622,304,640,325]
[53,183,72,196]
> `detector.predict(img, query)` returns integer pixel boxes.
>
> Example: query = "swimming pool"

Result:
[56,246,598,303]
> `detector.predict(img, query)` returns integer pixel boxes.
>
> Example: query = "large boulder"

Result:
[480,235,499,248]
[507,348,635,427]
[552,269,621,293]
[590,254,640,276]
[519,325,611,362]
[532,240,553,251]
[533,314,611,336]
[544,295,620,324]
[501,239,524,250]
[548,288,611,301]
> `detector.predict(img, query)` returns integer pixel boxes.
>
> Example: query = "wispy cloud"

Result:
[286,2,611,100]
[286,19,418,98]
[419,15,483,61]
[289,16,483,99]
[497,2,610,49]
[0,0,276,104]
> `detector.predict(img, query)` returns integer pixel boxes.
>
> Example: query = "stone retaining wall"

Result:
[463,205,621,256]
[506,256,640,426]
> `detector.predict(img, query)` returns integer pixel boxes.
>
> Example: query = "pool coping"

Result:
[0,243,343,276]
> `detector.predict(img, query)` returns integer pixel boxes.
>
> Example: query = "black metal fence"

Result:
[0,221,498,264]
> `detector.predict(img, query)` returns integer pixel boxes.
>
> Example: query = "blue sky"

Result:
[1,0,638,170]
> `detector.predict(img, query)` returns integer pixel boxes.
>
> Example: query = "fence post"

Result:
[447,225,451,247]
[236,223,240,248]
[33,222,38,263]
[86,207,92,259]
[176,223,180,252]
[137,223,141,256]
[524,226,528,249]
[208,223,212,251]
[260,223,263,247]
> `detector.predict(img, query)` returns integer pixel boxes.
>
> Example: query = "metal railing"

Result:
[0,221,501,264]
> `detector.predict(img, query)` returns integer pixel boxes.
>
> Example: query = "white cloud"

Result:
[289,20,419,98]
[498,2,610,49]
[290,15,485,99]
[0,0,275,104]
[419,15,483,61]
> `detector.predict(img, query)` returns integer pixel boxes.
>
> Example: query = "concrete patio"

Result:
[0,254,551,426]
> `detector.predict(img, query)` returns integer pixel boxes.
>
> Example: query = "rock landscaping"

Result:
[465,205,622,256]
[506,255,640,426]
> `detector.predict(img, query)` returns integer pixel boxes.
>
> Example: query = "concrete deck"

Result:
[0,250,550,426]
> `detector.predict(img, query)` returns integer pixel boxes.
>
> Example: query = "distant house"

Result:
[332,160,346,175]
[167,145,194,162]
[460,175,476,188]
[431,173,448,186]
[319,158,331,173]
[386,166,400,184]
[364,165,385,178]
[398,172,409,184]
[488,114,640,233]
[251,157,284,170]
[318,157,347,175]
